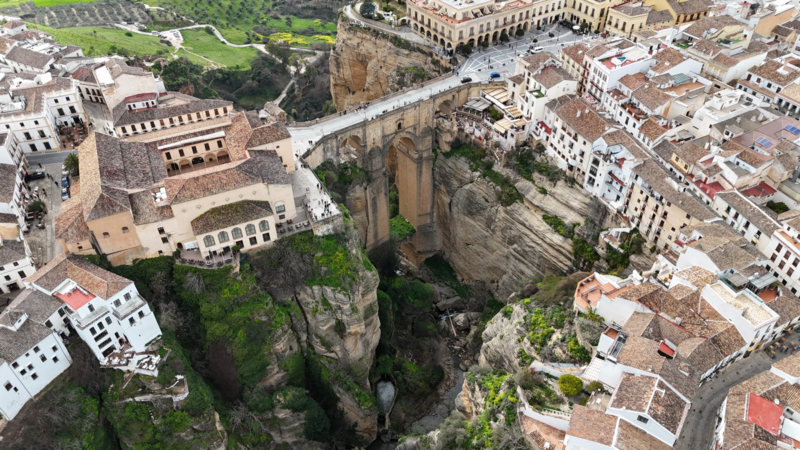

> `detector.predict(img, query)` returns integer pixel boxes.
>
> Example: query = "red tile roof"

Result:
[54,288,96,311]
[741,182,777,198]
[746,393,783,435]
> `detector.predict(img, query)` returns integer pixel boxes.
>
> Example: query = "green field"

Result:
[138,0,337,45]
[27,24,171,56]
[179,28,258,69]
[0,0,95,5]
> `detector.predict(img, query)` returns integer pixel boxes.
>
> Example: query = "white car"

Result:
[531,47,544,53]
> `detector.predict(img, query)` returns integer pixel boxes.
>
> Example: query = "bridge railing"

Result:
[288,79,502,129]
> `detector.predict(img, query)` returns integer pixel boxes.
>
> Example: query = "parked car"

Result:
[490,72,501,79]
[61,187,70,201]
[460,76,473,83]
[61,176,69,188]
[61,163,69,176]
[25,172,45,182]
[531,47,544,54]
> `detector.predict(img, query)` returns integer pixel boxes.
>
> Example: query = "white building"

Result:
[26,253,162,361]
[0,74,88,152]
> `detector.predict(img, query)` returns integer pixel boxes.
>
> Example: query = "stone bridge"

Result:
[303,82,500,261]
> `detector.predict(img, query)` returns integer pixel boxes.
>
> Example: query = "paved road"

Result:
[674,335,800,450]
[25,150,75,167]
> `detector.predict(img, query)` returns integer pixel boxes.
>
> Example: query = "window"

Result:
[231,227,243,239]
[4,275,10,281]
[105,317,112,325]
[204,235,215,247]
[259,220,269,232]
[29,144,36,152]
[34,346,40,353]
[129,317,135,325]
[4,382,12,391]
[17,270,24,278]
[778,244,784,253]
[161,237,168,243]
[192,146,197,154]
[69,106,76,114]
[103,232,110,238]
[217,140,223,148]
[20,369,26,376]
[52,345,57,352]
[218,231,230,243]
[87,304,95,313]
[122,227,129,233]
[179,149,185,157]
[11,362,18,368]
[40,354,46,362]
[45,320,52,327]
[124,293,131,300]
[38,130,45,138]
[97,322,104,330]
[262,233,271,242]
[57,108,64,116]
[114,299,121,307]
[138,311,145,318]
[31,373,37,380]
[249,236,257,245]
[52,357,59,363]
[276,204,286,213]
[166,152,172,160]
[246,224,256,235]
[637,416,649,424]
[204,143,210,151]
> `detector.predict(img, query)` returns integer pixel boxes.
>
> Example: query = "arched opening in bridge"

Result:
[436,99,456,117]
[386,136,417,240]
[339,135,363,163]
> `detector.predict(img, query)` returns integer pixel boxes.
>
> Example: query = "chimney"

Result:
[577,109,582,118]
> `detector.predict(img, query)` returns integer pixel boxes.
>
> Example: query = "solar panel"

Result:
[785,125,800,135]
[755,136,774,148]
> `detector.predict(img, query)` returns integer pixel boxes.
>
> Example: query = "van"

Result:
[531,47,544,53]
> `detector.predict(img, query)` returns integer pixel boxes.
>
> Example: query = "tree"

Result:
[580,21,589,29]
[586,381,605,393]
[462,44,472,55]
[481,40,489,49]
[64,153,79,176]
[558,374,583,397]
[488,107,503,121]
[516,28,524,37]
[500,31,509,42]
[360,0,376,18]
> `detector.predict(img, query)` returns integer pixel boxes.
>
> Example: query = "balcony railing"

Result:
[69,307,110,330]
[113,296,147,321]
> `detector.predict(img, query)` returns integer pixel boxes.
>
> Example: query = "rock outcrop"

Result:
[330,22,445,111]
[478,302,536,373]
[434,156,590,298]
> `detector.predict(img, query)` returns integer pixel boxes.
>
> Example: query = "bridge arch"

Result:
[436,98,456,117]
[339,134,364,163]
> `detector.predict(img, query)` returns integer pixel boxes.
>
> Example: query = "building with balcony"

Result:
[585,129,650,209]
[689,88,764,138]
[738,59,800,106]
[506,52,579,127]
[623,159,717,249]
[405,0,535,50]
[0,73,88,152]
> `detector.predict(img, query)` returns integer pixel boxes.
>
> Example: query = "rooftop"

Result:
[710,283,773,325]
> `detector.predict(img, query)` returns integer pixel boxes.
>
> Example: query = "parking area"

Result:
[25,153,74,270]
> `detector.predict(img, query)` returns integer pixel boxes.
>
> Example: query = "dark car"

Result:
[61,176,69,188]
[460,76,472,83]
[24,172,45,182]
[191,157,204,165]
[61,186,70,201]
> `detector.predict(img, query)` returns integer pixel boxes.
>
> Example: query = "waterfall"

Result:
[376,380,396,414]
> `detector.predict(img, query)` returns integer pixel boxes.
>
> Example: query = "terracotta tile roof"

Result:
[226,111,257,161]
[683,15,744,39]
[532,67,574,89]
[614,416,672,450]
[666,0,709,14]
[561,43,589,64]
[6,288,60,324]
[567,406,616,445]
[619,73,646,91]
[651,48,687,74]
[750,60,800,86]
[668,284,695,300]
[129,190,175,226]
[26,253,131,299]
[0,239,27,267]
[648,380,689,435]
[5,46,56,70]
[54,193,91,244]
[165,150,290,205]
[3,20,25,29]
[520,414,565,450]
[609,372,657,412]
[675,266,716,287]
[646,9,674,25]
[691,39,723,57]
[520,52,555,71]
[674,142,708,165]
[772,352,800,377]
[114,98,232,127]
[765,294,800,328]
[716,191,779,236]
[633,84,673,111]
[0,313,54,364]
[72,66,97,83]
[613,4,651,16]
[245,121,292,148]
[602,129,649,158]
[554,97,612,142]
[0,163,17,203]
[507,74,524,84]
[617,282,663,303]
[190,200,273,235]
[78,133,166,222]
[712,53,739,68]
[652,140,678,161]
[618,335,665,373]
[640,118,668,141]
[632,159,718,221]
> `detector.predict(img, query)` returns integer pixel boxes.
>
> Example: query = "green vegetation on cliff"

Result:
[445,139,522,206]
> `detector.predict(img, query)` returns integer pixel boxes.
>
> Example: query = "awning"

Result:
[513,119,526,128]
[464,98,492,111]
[726,272,749,287]
[506,106,523,118]
[484,88,509,103]
[183,241,199,250]
[750,272,778,290]
[493,119,512,133]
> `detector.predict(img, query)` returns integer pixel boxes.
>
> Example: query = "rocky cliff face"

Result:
[434,156,601,299]
[330,22,445,111]
[478,303,537,374]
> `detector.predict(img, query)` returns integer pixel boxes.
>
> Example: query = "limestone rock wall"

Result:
[478,302,537,373]
[433,156,586,299]
[330,22,444,111]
